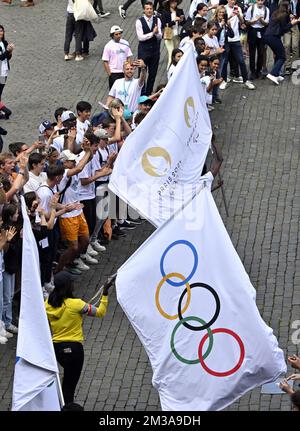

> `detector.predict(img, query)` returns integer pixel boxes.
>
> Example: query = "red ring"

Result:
[198,328,245,377]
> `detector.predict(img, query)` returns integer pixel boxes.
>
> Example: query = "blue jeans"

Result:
[223,41,248,82]
[263,35,286,77]
[2,272,15,328]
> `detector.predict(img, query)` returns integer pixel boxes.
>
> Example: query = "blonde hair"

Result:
[212,5,226,21]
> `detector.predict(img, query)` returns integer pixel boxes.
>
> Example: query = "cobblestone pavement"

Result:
[0,0,299,412]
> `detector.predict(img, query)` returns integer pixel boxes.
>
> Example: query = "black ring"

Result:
[177,282,220,331]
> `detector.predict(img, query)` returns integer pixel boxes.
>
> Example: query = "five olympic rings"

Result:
[155,240,245,377]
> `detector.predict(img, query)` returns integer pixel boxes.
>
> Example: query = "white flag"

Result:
[116,183,286,411]
[12,197,61,411]
[109,46,212,227]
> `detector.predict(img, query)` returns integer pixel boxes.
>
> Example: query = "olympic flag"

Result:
[109,46,212,227]
[116,180,286,410]
[12,197,61,411]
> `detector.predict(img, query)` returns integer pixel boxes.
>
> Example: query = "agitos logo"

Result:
[141,147,171,177]
[184,97,195,128]
[155,240,245,377]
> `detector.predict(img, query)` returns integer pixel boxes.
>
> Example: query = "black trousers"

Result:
[54,342,84,404]
[93,0,104,12]
[109,72,124,90]
[81,198,96,236]
[123,0,145,11]
[138,47,160,95]
[39,227,59,285]
[64,13,89,55]
[248,27,265,74]
[0,84,5,101]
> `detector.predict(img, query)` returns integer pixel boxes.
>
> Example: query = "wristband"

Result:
[18,171,25,176]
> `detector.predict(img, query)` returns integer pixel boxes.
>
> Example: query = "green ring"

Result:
[170,316,214,365]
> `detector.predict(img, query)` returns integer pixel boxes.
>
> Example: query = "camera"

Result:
[58,128,68,135]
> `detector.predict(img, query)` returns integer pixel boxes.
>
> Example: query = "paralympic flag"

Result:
[116,179,286,410]
[12,197,61,411]
[109,45,212,227]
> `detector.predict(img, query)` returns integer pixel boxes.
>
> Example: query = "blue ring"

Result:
[160,240,198,286]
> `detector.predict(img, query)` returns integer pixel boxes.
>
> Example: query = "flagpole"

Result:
[55,373,65,409]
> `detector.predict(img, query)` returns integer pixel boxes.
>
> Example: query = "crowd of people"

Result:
[0,0,299,410]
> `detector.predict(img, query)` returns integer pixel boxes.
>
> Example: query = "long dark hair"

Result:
[170,48,183,66]
[0,25,6,43]
[2,203,18,226]
[272,1,289,22]
[48,271,74,308]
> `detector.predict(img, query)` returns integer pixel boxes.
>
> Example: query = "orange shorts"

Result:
[59,213,89,242]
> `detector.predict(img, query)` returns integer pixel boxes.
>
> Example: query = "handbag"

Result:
[163,26,173,40]
[73,0,98,22]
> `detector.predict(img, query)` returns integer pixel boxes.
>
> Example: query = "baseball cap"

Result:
[61,110,76,123]
[110,25,123,35]
[59,150,77,162]
[94,128,109,140]
[39,120,54,134]
[137,95,153,105]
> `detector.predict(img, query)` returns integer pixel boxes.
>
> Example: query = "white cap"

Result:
[59,150,77,162]
[61,110,76,123]
[110,25,123,35]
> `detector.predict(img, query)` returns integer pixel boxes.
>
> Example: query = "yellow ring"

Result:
[155,272,191,320]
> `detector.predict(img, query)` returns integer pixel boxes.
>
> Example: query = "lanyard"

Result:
[123,79,133,103]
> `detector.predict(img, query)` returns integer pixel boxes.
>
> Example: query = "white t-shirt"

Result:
[200,75,213,105]
[93,147,110,183]
[52,135,65,153]
[203,34,220,54]
[67,0,74,13]
[78,153,96,201]
[37,182,57,215]
[0,42,9,77]
[109,77,143,113]
[226,5,242,42]
[23,171,47,194]
[102,39,133,73]
[58,170,82,219]
[167,64,176,81]
[245,5,269,29]
[76,119,90,146]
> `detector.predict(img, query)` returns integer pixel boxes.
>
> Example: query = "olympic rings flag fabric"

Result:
[109,46,212,228]
[116,186,286,411]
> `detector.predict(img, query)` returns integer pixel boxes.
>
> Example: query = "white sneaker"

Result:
[80,254,98,264]
[0,324,13,338]
[75,55,84,61]
[44,282,55,292]
[91,241,106,252]
[64,54,74,61]
[4,330,13,338]
[118,5,126,18]
[43,289,49,300]
[219,81,227,90]
[0,335,7,344]
[207,104,215,111]
[74,258,90,271]
[244,80,256,90]
[232,76,243,83]
[6,324,18,334]
[87,244,98,256]
[277,76,284,82]
[266,73,279,85]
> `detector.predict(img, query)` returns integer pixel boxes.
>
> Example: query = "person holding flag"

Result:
[45,271,114,405]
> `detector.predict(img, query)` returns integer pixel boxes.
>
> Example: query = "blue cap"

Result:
[39,120,54,134]
[137,95,153,105]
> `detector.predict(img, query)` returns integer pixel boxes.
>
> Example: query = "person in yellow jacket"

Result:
[45,271,113,406]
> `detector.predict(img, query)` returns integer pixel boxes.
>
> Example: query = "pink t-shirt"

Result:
[102,39,133,73]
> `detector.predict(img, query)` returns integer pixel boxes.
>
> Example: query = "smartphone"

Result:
[58,128,68,135]
[38,134,45,143]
